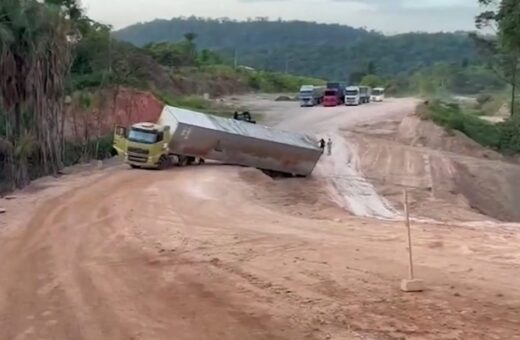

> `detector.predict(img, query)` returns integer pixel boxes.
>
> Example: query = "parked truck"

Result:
[359,86,371,104]
[345,86,371,106]
[326,82,346,104]
[299,85,323,107]
[323,88,342,107]
[345,86,361,106]
[113,106,323,176]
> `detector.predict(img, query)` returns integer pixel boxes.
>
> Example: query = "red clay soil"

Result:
[65,87,164,141]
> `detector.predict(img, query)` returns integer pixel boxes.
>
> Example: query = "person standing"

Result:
[319,138,325,149]
[327,138,332,156]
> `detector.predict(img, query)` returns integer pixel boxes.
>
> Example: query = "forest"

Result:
[115,17,478,80]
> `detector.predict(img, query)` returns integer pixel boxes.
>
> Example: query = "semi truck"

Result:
[299,85,323,107]
[345,86,361,106]
[345,86,371,106]
[113,106,323,177]
[323,88,342,107]
[359,86,371,104]
[326,82,346,104]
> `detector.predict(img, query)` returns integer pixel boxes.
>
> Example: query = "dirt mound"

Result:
[397,115,502,160]
[238,168,347,220]
[453,159,520,222]
[275,95,297,102]
[355,116,520,222]
[65,87,164,141]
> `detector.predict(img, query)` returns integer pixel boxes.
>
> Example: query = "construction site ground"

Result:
[1,95,519,340]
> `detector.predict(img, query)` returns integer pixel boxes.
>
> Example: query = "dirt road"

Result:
[1,97,519,340]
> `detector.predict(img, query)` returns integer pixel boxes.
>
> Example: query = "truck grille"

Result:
[128,147,149,155]
[127,154,148,163]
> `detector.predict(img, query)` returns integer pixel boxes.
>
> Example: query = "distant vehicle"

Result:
[299,85,323,107]
[345,86,371,106]
[345,86,361,106]
[326,82,346,104]
[371,87,385,102]
[323,88,341,107]
[359,86,371,104]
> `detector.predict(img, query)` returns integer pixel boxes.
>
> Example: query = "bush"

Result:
[476,93,492,106]
[497,119,520,154]
[426,100,502,149]
[245,71,324,93]
[156,92,212,111]
[62,134,115,166]
[173,95,212,110]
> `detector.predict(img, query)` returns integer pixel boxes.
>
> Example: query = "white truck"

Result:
[345,86,370,106]
[299,85,323,107]
[371,88,385,102]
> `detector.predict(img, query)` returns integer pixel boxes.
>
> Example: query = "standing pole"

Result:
[400,189,424,292]
[403,189,414,280]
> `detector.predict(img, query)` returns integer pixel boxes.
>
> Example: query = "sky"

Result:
[82,0,481,33]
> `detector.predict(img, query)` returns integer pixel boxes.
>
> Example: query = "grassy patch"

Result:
[245,71,324,93]
[422,100,501,148]
[154,91,262,121]
[422,100,520,154]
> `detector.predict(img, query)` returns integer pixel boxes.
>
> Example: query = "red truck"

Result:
[323,88,341,107]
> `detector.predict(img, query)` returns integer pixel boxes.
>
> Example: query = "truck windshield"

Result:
[300,91,313,96]
[324,90,337,96]
[372,89,384,95]
[128,128,158,144]
[345,90,359,96]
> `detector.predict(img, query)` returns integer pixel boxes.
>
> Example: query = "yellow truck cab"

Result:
[113,120,203,169]
[113,122,172,169]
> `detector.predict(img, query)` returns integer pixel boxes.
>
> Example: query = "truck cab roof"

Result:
[132,122,162,131]
[300,85,315,91]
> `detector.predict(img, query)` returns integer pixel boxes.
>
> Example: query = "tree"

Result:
[0,0,73,187]
[183,32,197,43]
[476,0,520,117]
[349,71,367,85]
[360,74,382,88]
[367,60,377,75]
[114,17,477,80]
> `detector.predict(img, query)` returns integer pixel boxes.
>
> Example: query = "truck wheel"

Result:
[130,164,140,169]
[186,156,195,166]
[158,156,169,170]
[178,156,188,167]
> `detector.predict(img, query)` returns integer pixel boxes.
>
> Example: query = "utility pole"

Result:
[233,48,238,69]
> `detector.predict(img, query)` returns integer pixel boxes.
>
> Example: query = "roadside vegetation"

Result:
[0,0,322,193]
[418,101,520,154]
[417,0,520,156]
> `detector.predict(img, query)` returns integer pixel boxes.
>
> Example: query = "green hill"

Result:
[114,17,477,80]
